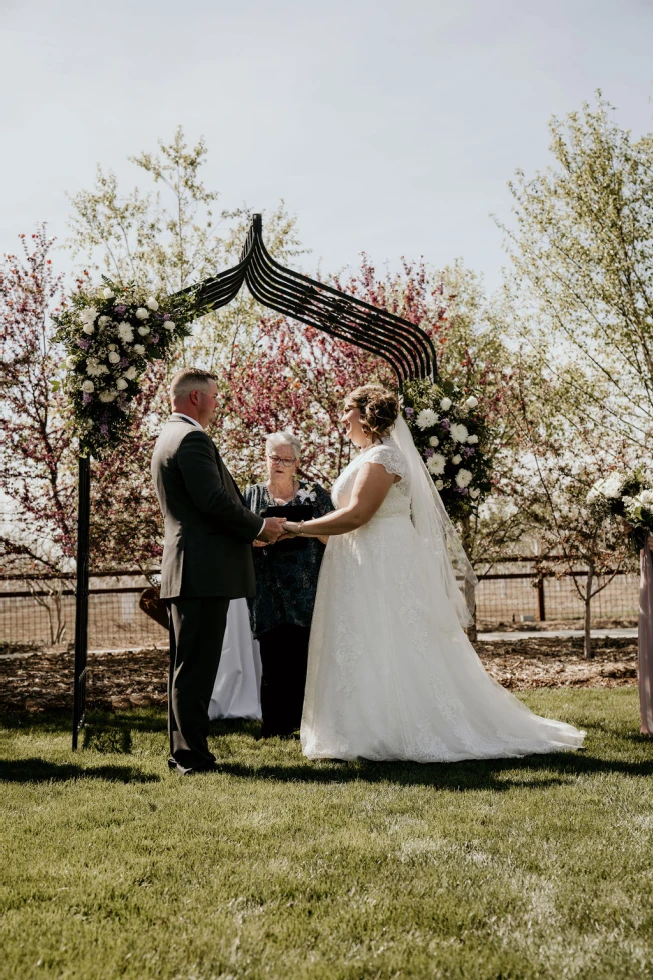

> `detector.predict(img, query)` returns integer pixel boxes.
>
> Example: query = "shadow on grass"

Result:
[0,757,160,784]
[216,751,653,791]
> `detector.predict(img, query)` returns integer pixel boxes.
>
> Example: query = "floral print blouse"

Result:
[244,481,334,638]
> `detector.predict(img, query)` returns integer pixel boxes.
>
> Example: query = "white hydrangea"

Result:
[146,296,159,311]
[450,423,469,443]
[116,378,128,390]
[435,479,444,490]
[79,306,98,325]
[86,358,109,377]
[98,315,112,327]
[117,321,134,343]
[108,351,120,364]
[452,454,462,465]
[440,397,452,411]
[163,321,176,331]
[465,396,479,410]
[82,322,95,336]
[455,468,473,488]
[102,287,115,299]
[638,489,653,511]
[429,435,439,447]
[135,308,150,320]
[587,473,624,503]
[416,408,438,429]
[99,390,118,403]
[426,453,446,476]
[123,366,137,381]
[81,380,94,393]
[133,344,145,355]
[467,434,479,445]
[137,325,151,336]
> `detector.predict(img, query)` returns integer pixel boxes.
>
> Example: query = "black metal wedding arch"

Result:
[72,214,437,747]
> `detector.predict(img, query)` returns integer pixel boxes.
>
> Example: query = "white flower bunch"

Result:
[465,396,478,410]
[450,422,469,443]
[467,434,478,445]
[426,453,446,476]
[135,308,150,320]
[455,469,473,488]
[635,489,653,512]
[86,357,109,378]
[429,435,439,447]
[440,397,452,411]
[117,321,134,344]
[417,408,438,430]
[452,454,462,465]
[587,473,625,504]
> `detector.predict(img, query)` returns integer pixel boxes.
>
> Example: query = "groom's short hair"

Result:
[170,368,217,403]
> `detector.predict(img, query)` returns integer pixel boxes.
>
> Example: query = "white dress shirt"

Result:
[170,413,266,537]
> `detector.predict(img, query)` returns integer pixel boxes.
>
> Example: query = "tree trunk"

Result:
[461,515,477,643]
[584,561,594,660]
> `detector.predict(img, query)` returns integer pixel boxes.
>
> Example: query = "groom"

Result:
[151,368,286,775]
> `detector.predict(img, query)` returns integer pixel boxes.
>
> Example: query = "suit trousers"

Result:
[168,596,230,773]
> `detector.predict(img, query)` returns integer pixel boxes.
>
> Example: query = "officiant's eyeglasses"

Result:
[267,455,296,467]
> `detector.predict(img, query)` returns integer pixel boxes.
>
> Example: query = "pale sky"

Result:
[1,0,652,293]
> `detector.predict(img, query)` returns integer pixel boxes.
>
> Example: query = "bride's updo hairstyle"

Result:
[346,385,399,441]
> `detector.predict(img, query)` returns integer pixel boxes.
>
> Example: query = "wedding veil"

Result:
[390,414,478,628]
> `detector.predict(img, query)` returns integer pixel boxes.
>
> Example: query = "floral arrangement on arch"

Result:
[53,278,198,457]
[587,469,653,552]
[402,378,493,522]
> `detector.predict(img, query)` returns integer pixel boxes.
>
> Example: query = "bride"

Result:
[283,384,585,762]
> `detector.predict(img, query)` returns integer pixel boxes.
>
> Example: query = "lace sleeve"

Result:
[365,445,407,480]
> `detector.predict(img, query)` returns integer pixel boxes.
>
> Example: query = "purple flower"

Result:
[155,311,165,320]
[82,392,93,405]
[77,338,91,350]
[114,304,127,315]
[119,356,129,369]
[162,313,172,321]
[424,448,435,458]
[151,333,159,344]
[100,423,109,436]
[455,487,469,496]
[404,407,415,416]
[463,446,475,457]
[440,418,451,431]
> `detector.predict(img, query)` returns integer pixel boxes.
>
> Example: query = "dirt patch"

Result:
[0,636,639,715]
[477,635,638,690]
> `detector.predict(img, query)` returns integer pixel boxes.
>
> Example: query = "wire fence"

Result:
[0,563,640,650]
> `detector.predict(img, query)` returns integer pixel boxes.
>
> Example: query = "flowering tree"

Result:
[0,228,76,574]
[503,351,635,657]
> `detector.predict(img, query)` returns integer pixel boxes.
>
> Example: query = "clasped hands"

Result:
[254,517,301,548]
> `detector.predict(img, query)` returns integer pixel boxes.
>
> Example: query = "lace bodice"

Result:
[331,440,411,521]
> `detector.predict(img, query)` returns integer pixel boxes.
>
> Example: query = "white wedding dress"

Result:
[301,425,585,762]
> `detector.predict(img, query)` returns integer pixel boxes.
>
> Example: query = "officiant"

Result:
[245,432,333,738]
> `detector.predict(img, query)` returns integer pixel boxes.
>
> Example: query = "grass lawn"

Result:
[1,689,653,980]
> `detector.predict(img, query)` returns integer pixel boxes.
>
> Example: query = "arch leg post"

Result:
[72,454,91,750]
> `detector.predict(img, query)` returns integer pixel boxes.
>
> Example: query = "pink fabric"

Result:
[638,539,653,736]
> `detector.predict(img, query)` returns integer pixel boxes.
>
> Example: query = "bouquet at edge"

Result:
[586,469,653,552]
[402,377,493,523]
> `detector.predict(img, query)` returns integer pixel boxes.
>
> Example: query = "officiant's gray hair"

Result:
[265,431,301,460]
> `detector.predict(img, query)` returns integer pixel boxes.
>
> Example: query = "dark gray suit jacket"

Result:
[151,417,262,600]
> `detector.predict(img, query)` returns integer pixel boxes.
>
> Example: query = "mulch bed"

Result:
[0,635,638,715]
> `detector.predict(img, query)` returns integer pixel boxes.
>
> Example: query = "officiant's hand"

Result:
[257,517,287,544]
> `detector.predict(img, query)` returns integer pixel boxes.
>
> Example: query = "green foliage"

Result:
[499,92,653,451]
[1,692,652,979]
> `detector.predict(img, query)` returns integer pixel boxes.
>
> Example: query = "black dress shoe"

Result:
[180,763,219,776]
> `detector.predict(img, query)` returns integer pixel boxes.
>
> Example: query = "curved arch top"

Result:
[176,214,437,385]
